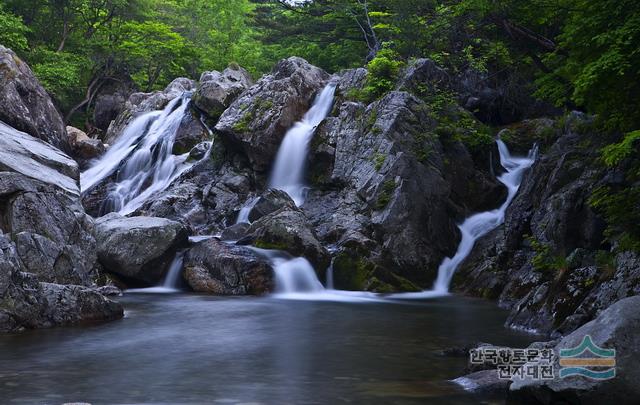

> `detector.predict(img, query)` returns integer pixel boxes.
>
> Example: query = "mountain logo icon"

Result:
[559,335,616,380]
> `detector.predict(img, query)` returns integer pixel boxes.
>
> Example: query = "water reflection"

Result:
[0,294,535,404]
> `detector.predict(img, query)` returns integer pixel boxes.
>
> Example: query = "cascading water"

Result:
[235,196,259,224]
[390,139,536,299]
[431,140,536,292]
[128,252,185,293]
[269,84,336,206]
[81,94,209,215]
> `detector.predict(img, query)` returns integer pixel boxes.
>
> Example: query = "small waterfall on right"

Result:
[432,139,536,293]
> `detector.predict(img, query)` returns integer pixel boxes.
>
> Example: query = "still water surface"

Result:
[0,294,536,404]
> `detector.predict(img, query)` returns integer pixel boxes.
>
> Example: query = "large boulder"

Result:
[510,296,640,404]
[246,188,296,223]
[241,207,331,273]
[94,214,189,285]
[0,232,122,332]
[193,65,253,119]
[215,57,330,172]
[0,46,70,153]
[304,89,503,287]
[183,239,273,295]
[0,121,99,286]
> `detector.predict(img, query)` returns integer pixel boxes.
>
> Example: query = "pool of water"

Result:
[0,293,536,404]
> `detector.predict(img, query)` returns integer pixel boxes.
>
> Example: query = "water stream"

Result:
[80,95,210,215]
[269,84,336,206]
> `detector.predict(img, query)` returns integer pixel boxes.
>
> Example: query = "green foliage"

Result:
[528,236,568,273]
[589,186,640,252]
[373,152,386,170]
[0,6,29,52]
[360,46,405,101]
[29,47,90,110]
[601,130,640,167]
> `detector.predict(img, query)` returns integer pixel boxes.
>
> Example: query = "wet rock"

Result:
[241,207,331,273]
[510,296,640,404]
[453,116,616,335]
[454,370,511,395]
[172,106,210,155]
[498,118,559,155]
[247,188,296,223]
[183,239,273,295]
[0,234,122,333]
[94,213,189,285]
[0,46,70,153]
[193,65,253,118]
[215,57,330,172]
[305,90,502,287]
[220,223,250,241]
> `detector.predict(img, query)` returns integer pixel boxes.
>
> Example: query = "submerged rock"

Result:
[183,239,273,295]
[94,214,189,285]
[0,46,70,153]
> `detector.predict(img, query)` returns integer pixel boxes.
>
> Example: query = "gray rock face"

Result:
[0,227,122,332]
[0,46,70,153]
[242,207,331,273]
[452,115,634,336]
[215,57,330,172]
[193,66,253,118]
[510,296,640,404]
[135,150,254,235]
[247,188,296,223]
[94,214,189,284]
[0,122,99,286]
[304,89,502,287]
[183,239,273,295]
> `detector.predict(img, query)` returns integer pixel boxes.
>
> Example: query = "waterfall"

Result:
[431,140,535,292]
[162,252,185,289]
[390,140,536,299]
[80,94,209,215]
[235,196,259,224]
[269,84,336,206]
[127,252,184,293]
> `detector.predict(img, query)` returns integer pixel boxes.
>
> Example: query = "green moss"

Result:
[528,236,567,274]
[375,180,396,210]
[254,239,289,251]
[332,254,376,290]
[373,152,386,170]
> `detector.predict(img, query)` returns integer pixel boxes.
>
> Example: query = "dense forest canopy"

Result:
[2,0,639,135]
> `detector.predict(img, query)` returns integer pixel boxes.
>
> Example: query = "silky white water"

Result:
[235,196,259,224]
[81,95,208,215]
[269,84,336,206]
[390,139,536,299]
[265,139,534,302]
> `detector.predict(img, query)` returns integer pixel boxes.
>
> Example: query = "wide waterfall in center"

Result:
[80,94,207,215]
[269,84,336,206]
